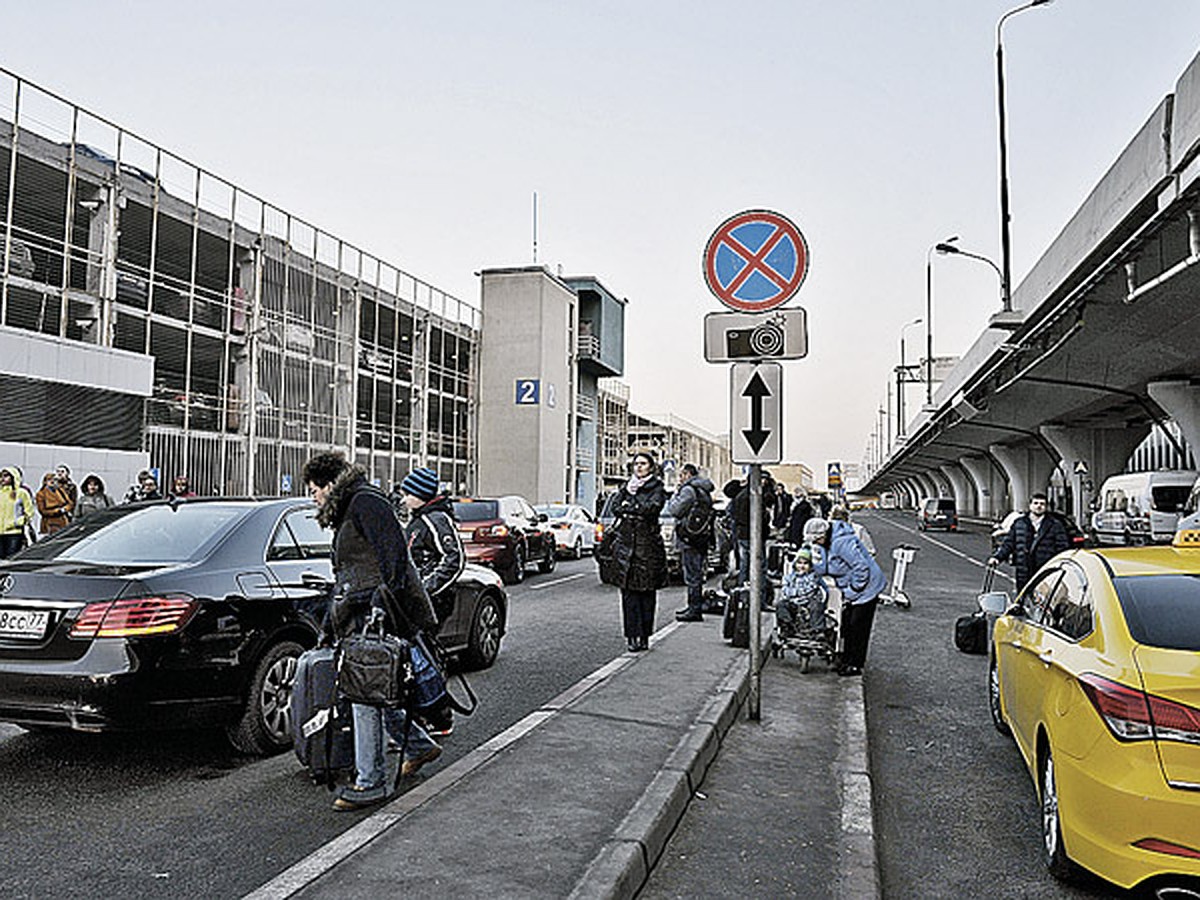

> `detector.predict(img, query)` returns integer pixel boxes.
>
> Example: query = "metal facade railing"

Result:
[0,67,479,496]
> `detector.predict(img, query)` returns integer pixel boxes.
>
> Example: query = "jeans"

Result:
[351,703,439,792]
[680,545,706,613]
[736,538,770,606]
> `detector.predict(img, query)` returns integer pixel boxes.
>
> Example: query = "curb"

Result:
[567,653,750,900]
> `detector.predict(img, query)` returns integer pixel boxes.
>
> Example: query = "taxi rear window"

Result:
[1112,574,1200,651]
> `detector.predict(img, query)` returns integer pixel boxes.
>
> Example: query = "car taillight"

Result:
[595,523,605,541]
[69,596,197,639]
[1079,673,1200,745]
[1132,838,1200,860]
[476,524,508,539]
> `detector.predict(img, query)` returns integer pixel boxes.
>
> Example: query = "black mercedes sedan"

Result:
[0,498,507,754]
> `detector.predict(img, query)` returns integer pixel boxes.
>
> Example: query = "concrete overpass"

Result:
[865,47,1200,527]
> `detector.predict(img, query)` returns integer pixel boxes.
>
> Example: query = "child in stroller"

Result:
[775,547,827,640]
[773,546,841,671]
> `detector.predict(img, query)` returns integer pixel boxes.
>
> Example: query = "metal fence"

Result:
[0,67,479,496]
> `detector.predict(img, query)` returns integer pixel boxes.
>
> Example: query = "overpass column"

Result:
[960,455,1001,519]
[939,464,976,516]
[915,472,939,500]
[1041,424,1150,526]
[898,480,918,509]
[1147,381,1200,462]
[929,469,953,498]
[989,442,1057,513]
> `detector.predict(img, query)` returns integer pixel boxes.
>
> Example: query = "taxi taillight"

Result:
[1079,673,1200,745]
[69,596,197,639]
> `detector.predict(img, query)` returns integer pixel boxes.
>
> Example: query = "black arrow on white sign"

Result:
[741,371,772,453]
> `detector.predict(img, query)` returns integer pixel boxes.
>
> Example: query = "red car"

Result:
[452,496,557,585]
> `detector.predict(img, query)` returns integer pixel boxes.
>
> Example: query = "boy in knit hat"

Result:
[776,546,827,639]
[397,466,464,738]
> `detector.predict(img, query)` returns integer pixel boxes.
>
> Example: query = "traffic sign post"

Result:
[703,210,809,722]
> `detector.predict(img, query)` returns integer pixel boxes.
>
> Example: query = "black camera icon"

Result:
[725,318,786,358]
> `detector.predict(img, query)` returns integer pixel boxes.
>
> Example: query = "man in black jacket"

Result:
[988,493,1072,591]
[666,464,714,622]
[305,452,442,811]
[398,466,465,604]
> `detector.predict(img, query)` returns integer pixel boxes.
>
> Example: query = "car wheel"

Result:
[572,537,583,560]
[1040,747,1078,881]
[988,654,1010,736]
[538,544,557,573]
[463,593,503,670]
[226,639,303,755]
[501,545,526,585]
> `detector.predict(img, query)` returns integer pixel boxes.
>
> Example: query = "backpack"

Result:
[676,487,715,548]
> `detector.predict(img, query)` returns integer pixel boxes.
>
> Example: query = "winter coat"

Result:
[75,491,114,520]
[731,483,774,540]
[786,498,815,547]
[774,490,793,529]
[812,520,887,605]
[994,512,1072,588]
[665,475,715,550]
[0,466,34,536]
[317,465,438,641]
[405,495,466,600]
[611,475,668,592]
[35,480,73,533]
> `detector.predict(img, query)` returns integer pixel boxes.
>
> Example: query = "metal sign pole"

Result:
[748,463,762,720]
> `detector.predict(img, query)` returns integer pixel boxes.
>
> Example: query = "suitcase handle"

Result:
[981,561,997,593]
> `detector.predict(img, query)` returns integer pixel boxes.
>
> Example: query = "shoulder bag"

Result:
[337,611,413,707]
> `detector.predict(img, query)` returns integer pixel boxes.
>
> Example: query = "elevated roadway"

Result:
[867,48,1200,526]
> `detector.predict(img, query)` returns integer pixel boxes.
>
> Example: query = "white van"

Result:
[1091,470,1197,545]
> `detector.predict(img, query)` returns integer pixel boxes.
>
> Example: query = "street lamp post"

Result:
[997,0,1055,313]
[898,316,922,439]
[925,236,958,407]
[936,241,1004,295]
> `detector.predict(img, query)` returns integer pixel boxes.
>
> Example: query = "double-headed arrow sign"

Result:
[730,362,782,464]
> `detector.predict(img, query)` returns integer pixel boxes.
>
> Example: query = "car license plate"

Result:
[0,607,51,640]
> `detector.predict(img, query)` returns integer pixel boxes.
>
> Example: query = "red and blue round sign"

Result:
[703,209,809,312]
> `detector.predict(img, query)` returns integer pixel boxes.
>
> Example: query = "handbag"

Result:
[337,612,414,707]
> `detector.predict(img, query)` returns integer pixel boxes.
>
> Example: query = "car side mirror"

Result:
[977,591,1010,615]
[538,513,548,523]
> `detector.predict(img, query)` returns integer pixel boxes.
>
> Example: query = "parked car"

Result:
[990,510,1088,553]
[1091,470,1197,546]
[978,537,1200,894]
[534,503,597,559]
[917,497,957,531]
[452,496,556,584]
[0,497,507,755]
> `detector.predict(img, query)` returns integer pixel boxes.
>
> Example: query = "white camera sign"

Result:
[703,308,807,363]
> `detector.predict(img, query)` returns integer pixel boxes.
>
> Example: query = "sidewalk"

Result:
[244,616,876,900]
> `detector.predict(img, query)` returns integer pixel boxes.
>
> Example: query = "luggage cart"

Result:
[879,544,917,609]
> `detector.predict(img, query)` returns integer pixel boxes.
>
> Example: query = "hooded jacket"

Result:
[0,466,35,536]
[812,519,886,605]
[317,465,437,640]
[405,495,466,602]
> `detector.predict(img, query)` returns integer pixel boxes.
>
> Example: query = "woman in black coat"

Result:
[611,451,668,652]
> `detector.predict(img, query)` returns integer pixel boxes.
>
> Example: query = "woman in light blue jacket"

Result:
[805,518,886,676]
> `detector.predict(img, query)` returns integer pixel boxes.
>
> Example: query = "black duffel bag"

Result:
[954,611,989,655]
[337,612,414,706]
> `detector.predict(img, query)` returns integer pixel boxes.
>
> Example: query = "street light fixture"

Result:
[997,0,1055,314]
[897,316,922,439]
[936,241,1005,292]
[925,235,958,407]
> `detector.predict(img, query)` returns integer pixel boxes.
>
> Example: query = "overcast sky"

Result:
[5,2,1200,478]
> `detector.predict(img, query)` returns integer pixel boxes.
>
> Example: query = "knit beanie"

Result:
[401,466,440,501]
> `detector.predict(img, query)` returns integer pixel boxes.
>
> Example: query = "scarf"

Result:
[626,473,650,494]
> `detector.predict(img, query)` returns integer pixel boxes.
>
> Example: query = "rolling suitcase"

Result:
[291,647,354,784]
[723,587,751,648]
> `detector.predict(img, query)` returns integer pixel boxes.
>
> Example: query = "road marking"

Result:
[243,618,678,900]
[529,572,587,590]
[863,512,1014,584]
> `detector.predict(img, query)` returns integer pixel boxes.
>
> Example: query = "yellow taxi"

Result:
[979,531,1200,895]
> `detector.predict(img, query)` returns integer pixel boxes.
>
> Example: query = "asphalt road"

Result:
[0,555,666,900]
[860,510,1125,899]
